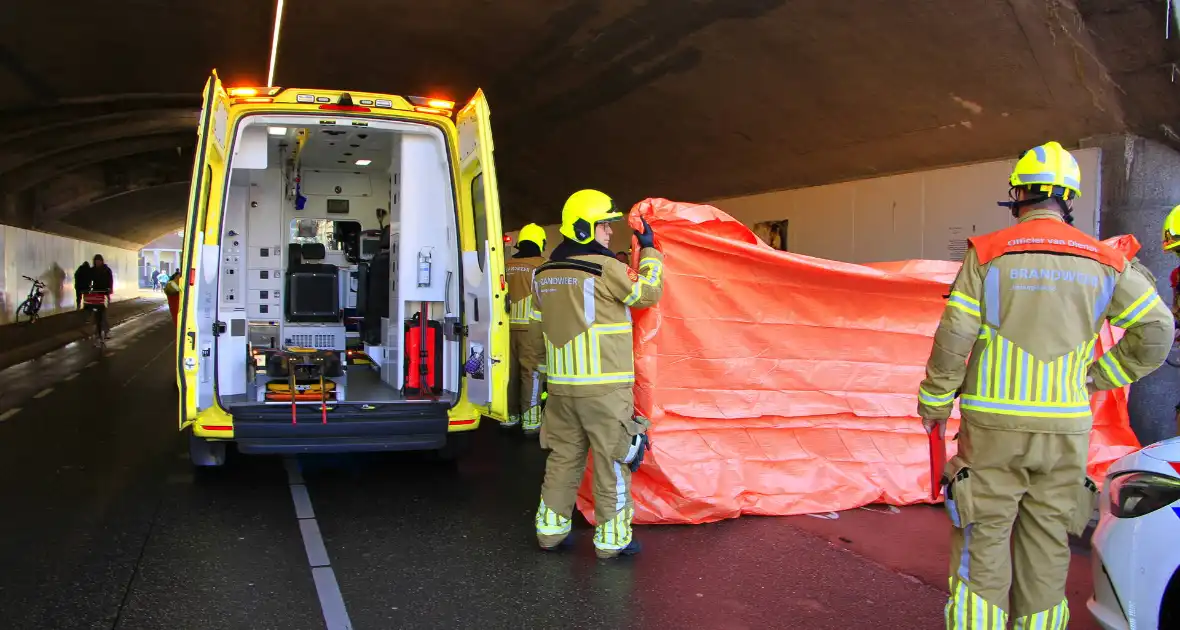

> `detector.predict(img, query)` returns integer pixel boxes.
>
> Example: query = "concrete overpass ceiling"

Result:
[1,0,1176,245]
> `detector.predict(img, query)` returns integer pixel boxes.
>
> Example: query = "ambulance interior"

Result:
[215,117,462,407]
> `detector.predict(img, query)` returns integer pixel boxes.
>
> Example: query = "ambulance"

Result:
[176,71,508,466]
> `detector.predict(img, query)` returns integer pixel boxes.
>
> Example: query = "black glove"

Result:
[635,218,655,249]
[626,433,651,473]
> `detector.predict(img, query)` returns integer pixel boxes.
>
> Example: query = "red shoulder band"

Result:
[969,220,1125,271]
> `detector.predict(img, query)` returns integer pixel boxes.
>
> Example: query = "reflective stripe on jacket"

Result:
[530,247,664,397]
[917,211,1172,433]
[506,256,545,330]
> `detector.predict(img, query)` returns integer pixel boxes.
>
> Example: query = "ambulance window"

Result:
[472,174,487,272]
[290,219,360,252]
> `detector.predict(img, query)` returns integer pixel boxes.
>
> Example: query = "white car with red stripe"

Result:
[1089,436,1180,629]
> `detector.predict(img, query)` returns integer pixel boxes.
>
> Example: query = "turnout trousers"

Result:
[943,420,1095,629]
[505,329,545,430]
[534,388,635,558]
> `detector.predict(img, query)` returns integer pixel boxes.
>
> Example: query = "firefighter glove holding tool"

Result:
[621,415,653,473]
[635,218,656,249]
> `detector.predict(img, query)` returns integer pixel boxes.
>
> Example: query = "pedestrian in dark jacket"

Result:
[74,261,91,309]
[90,255,114,294]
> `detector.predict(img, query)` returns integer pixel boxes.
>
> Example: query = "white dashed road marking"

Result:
[33,388,53,399]
[0,408,21,422]
[284,456,353,630]
[64,373,78,381]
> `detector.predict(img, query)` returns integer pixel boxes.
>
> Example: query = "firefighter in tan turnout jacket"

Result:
[530,189,664,558]
[917,141,1172,629]
[503,223,548,434]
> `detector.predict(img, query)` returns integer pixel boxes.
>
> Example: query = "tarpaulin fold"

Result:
[574,198,1141,526]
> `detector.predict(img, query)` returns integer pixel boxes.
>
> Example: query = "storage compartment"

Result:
[213,116,463,409]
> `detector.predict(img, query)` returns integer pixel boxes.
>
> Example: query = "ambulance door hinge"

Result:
[213,320,227,337]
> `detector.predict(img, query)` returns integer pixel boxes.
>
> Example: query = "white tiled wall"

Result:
[504,149,1102,265]
[0,226,139,324]
[710,148,1101,263]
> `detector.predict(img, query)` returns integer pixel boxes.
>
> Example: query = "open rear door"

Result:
[456,90,508,420]
[177,71,226,429]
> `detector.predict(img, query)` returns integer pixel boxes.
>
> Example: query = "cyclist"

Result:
[87,254,114,340]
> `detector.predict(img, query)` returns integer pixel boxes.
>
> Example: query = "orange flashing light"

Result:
[235,97,275,104]
[228,87,259,97]
[413,107,450,116]
[427,99,455,110]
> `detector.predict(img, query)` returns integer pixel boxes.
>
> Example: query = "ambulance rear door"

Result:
[456,89,508,420]
[177,71,229,429]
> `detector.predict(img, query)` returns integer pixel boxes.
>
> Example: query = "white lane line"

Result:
[299,519,331,567]
[284,456,305,484]
[312,569,351,630]
[0,408,21,422]
[284,456,353,630]
[290,484,316,519]
[33,387,53,399]
[64,373,78,381]
[85,361,98,369]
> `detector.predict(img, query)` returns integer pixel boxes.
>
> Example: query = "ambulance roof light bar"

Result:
[227,86,283,104]
[407,96,455,116]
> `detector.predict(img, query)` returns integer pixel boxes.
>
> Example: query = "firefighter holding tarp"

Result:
[916,141,1171,629]
[529,189,663,558]
[502,223,549,434]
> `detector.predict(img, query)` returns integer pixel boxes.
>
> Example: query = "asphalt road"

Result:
[0,309,1099,630]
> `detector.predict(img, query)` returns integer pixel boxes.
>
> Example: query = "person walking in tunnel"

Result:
[73,260,91,310]
[88,254,115,340]
[529,189,663,558]
[916,141,1172,629]
[502,223,549,435]
[164,270,182,326]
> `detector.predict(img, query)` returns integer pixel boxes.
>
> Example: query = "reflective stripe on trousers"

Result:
[945,577,1008,630]
[1011,600,1070,630]
[593,506,634,552]
[535,498,571,537]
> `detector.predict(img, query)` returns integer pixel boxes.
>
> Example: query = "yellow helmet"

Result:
[1009,141,1082,201]
[1163,205,1180,252]
[560,189,623,244]
[517,223,547,250]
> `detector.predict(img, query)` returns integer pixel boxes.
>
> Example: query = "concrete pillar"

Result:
[1082,134,1180,446]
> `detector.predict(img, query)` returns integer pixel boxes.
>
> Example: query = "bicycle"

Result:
[15,275,47,324]
[81,292,110,350]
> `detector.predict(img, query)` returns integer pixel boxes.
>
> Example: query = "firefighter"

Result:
[1162,204,1180,321]
[503,223,549,434]
[529,189,664,558]
[917,141,1172,629]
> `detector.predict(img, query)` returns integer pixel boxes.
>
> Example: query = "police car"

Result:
[1089,437,1180,629]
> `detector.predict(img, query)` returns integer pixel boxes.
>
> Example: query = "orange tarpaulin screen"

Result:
[575,199,1141,525]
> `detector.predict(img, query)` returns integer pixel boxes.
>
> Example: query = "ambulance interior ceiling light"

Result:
[355,159,372,166]
[268,127,288,136]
